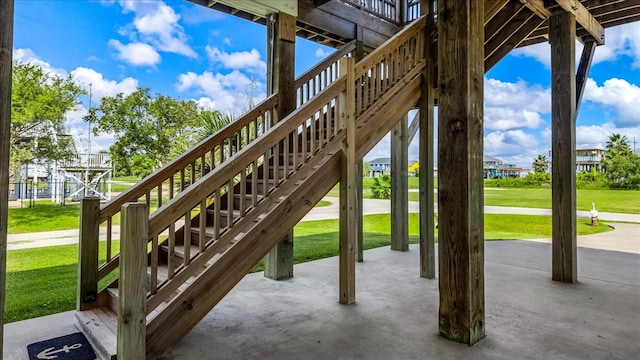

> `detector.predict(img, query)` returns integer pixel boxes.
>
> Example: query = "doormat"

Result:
[27,332,96,360]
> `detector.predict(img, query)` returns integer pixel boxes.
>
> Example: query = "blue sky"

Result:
[12,0,640,168]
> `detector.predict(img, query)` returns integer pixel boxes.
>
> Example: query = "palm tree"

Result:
[196,110,234,142]
[606,133,631,157]
[533,154,548,173]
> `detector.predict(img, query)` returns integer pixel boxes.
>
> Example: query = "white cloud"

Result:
[71,67,138,101]
[131,2,197,58]
[206,46,266,74]
[315,48,330,58]
[576,123,640,150]
[109,40,161,66]
[485,130,541,167]
[583,78,640,127]
[176,70,266,115]
[484,78,550,131]
[107,0,197,66]
[13,48,68,77]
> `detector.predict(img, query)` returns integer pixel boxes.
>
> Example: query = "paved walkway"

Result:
[7,198,640,253]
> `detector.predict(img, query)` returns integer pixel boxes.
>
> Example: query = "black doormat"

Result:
[27,332,96,360]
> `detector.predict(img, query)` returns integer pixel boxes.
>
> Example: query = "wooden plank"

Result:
[485,14,544,71]
[391,114,408,251]
[78,197,101,311]
[265,12,296,280]
[0,1,14,355]
[339,57,356,305]
[117,203,148,360]
[419,0,436,280]
[437,0,485,345]
[356,160,363,262]
[519,0,552,18]
[555,0,604,45]
[549,11,577,283]
[576,40,596,112]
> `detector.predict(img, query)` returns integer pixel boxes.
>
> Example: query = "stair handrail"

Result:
[144,76,347,307]
[89,40,360,281]
[143,16,428,306]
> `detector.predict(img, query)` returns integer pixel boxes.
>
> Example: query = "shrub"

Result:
[370,174,391,199]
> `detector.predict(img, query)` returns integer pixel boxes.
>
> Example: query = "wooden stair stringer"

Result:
[145,141,343,359]
[144,71,423,359]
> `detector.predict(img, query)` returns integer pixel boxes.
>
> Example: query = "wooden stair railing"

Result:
[77,40,358,298]
[76,16,426,360]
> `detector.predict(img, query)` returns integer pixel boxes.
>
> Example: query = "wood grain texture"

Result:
[419,0,436,280]
[391,115,409,251]
[265,12,296,280]
[550,12,577,283]
[0,1,14,356]
[555,0,604,44]
[117,203,148,360]
[339,57,356,304]
[576,40,596,112]
[437,0,485,345]
[78,197,101,311]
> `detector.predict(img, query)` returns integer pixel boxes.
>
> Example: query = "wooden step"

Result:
[75,308,117,360]
[162,244,200,263]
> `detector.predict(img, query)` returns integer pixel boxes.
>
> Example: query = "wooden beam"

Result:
[555,0,604,44]
[117,203,148,360]
[576,40,596,112]
[77,197,100,311]
[519,0,552,18]
[437,0,485,345]
[339,57,356,304]
[419,0,436,279]
[0,1,14,357]
[550,11,577,283]
[264,13,296,280]
[407,111,420,144]
[391,115,409,252]
[485,14,545,71]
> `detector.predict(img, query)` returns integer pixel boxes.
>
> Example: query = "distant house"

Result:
[367,158,419,177]
[576,147,605,172]
[368,157,391,177]
[408,160,419,176]
[483,155,521,179]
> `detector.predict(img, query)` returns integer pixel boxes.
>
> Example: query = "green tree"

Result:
[370,174,391,199]
[89,88,201,177]
[602,133,640,189]
[532,154,549,173]
[10,62,84,176]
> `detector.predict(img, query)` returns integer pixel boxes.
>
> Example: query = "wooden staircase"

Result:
[74,16,427,360]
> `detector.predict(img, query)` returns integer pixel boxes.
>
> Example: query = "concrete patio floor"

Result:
[4,240,639,359]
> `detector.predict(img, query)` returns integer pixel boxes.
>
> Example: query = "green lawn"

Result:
[5,213,610,323]
[8,202,82,234]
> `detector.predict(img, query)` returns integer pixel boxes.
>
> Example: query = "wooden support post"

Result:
[391,115,409,251]
[354,39,364,263]
[437,0,485,344]
[550,12,577,283]
[264,12,296,280]
[356,161,364,262]
[117,203,148,360]
[77,197,100,311]
[0,2,14,357]
[339,57,356,304]
[420,0,436,279]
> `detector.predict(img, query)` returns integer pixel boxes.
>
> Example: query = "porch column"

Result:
[391,114,408,251]
[419,0,436,279]
[549,12,577,283]
[264,12,296,280]
[339,57,356,304]
[0,1,15,356]
[437,0,485,344]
